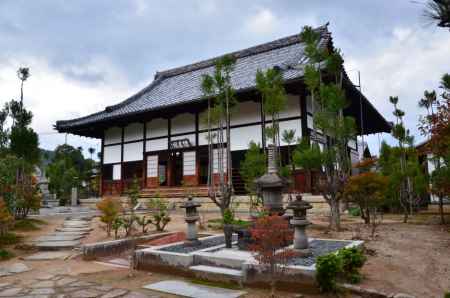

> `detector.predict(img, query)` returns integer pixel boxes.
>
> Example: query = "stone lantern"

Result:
[180,196,201,246]
[255,145,288,215]
[286,194,312,252]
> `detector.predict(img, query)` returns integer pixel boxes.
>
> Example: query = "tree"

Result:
[418,73,450,224]
[17,67,30,109]
[378,141,427,221]
[97,197,122,237]
[298,26,356,231]
[293,137,322,193]
[424,0,450,30]
[343,172,388,224]
[388,96,428,222]
[201,55,236,216]
[0,197,13,236]
[249,215,297,297]
[147,197,171,232]
[88,147,96,160]
[256,67,287,164]
[46,144,95,204]
[240,142,266,212]
[282,129,296,172]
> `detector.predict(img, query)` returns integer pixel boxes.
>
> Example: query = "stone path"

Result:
[30,216,94,252]
[0,273,160,298]
[143,280,246,298]
[0,263,31,277]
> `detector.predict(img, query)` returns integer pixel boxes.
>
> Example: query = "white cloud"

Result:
[0,55,142,155]
[346,26,450,154]
[245,8,278,35]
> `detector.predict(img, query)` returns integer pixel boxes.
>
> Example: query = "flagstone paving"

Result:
[0,263,31,277]
[143,280,247,298]
[31,217,94,251]
[0,274,160,298]
[23,251,74,261]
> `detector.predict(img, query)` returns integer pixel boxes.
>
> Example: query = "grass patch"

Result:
[0,232,22,246]
[190,278,240,290]
[207,218,252,230]
[13,218,46,231]
[0,248,15,261]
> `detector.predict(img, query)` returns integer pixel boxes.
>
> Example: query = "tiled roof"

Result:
[56,25,331,131]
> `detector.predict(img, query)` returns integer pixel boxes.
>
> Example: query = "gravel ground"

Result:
[287,239,352,266]
[159,235,237,253]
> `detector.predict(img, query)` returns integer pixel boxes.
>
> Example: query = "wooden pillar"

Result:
[100,136,104,197]
[142,122,147,189]
[120,126,125,194]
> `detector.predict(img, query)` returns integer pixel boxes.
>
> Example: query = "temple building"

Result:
[55,25,391,197]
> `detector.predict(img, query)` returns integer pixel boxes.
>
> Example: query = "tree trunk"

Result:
[439,195,445,224]
[329,198,341,231]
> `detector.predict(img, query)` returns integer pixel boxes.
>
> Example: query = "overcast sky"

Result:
[0,0,449,157]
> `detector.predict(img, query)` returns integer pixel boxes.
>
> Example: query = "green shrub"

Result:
[222,209,234,225]
[444,292,450,298]
[0,232,21,245]
[316,253,342,292]
[0,248,14,260]
[348,207,361,217]
[337,247,367,283]
[13,218,45,231]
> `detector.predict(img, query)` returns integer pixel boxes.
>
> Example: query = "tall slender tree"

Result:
[297,26,356,230]
[201,55,236,216]
[256,67,287,164]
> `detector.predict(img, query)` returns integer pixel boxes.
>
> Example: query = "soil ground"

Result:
[1,210,449,297]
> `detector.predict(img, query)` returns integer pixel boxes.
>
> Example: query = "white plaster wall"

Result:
[265,94,301,120]
[104,127,122,145]
[103,145,121,164]
[171,134,196,147]
[124,123,143,142]
[113,164,121,180]
[147,118,168,138]
[183,151,196,176]
[123,142,143,162]
[230,101,261,126]
[230,125,262,151]
[171,113,195,134]
[199,130,228,146]
[199,110,221,130]
[146,138,168,152]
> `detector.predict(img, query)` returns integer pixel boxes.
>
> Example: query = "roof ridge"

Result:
[155,24,330,79]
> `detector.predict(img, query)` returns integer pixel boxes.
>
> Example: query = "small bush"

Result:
[0,232,21,246]
[316,253,342,293]
[147,198,171,232]
[444,292,450,298]
[97,197,122,237]
[0,248,15,260]
[337,247,367,283]
[348,207,361,217]
[13,218,46,231]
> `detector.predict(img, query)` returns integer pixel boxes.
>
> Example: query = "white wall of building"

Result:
[146,138,168,152]
[104,127,122,145]
[103,145,121,164]
[171,113,195,134]
[230,101,261,126]
[147,118,168,138]
[123,142,143,162]
[124,123,143,142]
[230,125,262,151]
